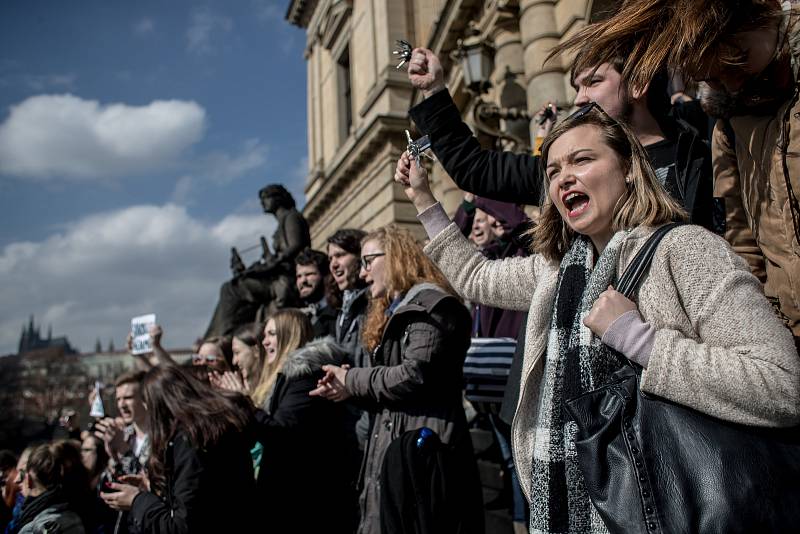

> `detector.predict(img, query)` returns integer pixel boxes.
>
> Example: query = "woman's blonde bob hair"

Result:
[250,308,313,406]
[531,105,687,261]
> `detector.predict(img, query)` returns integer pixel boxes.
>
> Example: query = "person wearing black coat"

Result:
[127,430,255,534]
[253,336,356,534]
[100,366,256,534]
[405,48,716,231]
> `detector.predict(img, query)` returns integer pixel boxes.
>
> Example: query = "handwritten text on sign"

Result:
[131,313,156,355]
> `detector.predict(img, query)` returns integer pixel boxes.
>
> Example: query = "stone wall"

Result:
[287,0,616,246]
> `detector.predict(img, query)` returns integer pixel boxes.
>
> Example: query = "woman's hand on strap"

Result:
[584,286,637,338]
[395,151,437,213]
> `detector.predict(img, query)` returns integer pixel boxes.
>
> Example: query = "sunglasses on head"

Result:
[566,101,605,121]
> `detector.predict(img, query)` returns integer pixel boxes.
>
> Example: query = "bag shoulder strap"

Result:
[616,223,683,299]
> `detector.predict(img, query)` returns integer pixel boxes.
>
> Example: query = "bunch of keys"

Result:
[405,129,432,167]
[393,39,412,69]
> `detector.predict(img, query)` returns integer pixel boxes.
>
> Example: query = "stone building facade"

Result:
[286,0,619,248]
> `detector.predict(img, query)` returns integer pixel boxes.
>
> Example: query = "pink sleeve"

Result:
[601,310,655,368]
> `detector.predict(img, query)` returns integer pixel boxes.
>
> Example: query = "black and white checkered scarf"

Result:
[529,232,629,534]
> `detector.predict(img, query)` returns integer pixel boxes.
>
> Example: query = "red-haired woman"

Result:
[312,225,483,534]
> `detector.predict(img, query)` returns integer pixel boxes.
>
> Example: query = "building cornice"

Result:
[302,112,409,225]
[286,0,319,28]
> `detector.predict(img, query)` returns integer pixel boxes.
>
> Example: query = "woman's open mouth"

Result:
[563,191,590,218]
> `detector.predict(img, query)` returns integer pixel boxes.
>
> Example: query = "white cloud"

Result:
[0,204,275,355]
[253,1,282,22]
[171,175,194,205]
[0,72,77,91]
[201,138,269,184]
[133,18,155,36]
[0,94,206,180]
[25,73,77,91]
[186,10,233,55]
[292,155,308,181]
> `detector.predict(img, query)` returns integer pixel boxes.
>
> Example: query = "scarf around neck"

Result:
[529,232,629,534]
[16,487,68,531]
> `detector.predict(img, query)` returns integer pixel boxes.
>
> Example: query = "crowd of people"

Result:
[3,1,800,533]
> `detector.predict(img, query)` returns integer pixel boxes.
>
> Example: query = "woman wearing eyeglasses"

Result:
[395,104,800,533]
[191,335,233,373]
[312,225,484,534]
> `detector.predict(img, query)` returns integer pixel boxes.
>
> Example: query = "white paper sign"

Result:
[131,313,156,355]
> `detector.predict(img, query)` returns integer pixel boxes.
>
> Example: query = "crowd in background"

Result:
[3,1,800,533]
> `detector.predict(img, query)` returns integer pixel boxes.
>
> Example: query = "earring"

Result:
[625,176,632,184]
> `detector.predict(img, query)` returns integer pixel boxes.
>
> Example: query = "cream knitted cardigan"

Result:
[423,221,800,505]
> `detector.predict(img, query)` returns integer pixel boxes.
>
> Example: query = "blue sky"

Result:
[0,1,308,354]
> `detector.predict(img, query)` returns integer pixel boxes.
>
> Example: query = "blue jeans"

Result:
[489,413,527,523]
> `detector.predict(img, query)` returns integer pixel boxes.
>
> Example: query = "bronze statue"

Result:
[205,184,311,337]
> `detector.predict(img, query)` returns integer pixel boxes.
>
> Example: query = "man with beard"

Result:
[551,0,800,342]
[295,248,338,338]
[403,48,715,230]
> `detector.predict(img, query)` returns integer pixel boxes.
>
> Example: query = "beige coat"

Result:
[424,222,800,505]
[709,5,800,337]
[712,100,800,336]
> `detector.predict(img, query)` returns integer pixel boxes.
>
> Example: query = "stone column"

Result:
[520,0,567,141]
[491,19,529,148]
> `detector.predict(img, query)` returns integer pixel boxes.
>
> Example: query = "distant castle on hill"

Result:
[18,315,77,355]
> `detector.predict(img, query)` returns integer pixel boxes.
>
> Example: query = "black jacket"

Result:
[409,90,715,230]
[380,428,484,534]
[345,284,483,534]
[128,430,255,534]
[253,339,356,534]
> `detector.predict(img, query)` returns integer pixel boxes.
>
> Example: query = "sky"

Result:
[0,1,309,355]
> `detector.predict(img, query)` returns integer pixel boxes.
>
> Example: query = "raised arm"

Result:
[395,152,540,310]
[406,48,542,204]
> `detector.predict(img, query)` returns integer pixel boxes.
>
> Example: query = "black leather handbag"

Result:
[564,223,800,534]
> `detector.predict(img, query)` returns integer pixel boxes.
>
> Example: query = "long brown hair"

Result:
[232,322,266,400]
[531,106,687,261]
[142,365,253,494]
[549,0,784,93]
[250,309,313,406]
[361,225,457,352]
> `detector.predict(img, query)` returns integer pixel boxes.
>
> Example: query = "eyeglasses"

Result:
[360,253,385,271]
[191,353,218,364]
